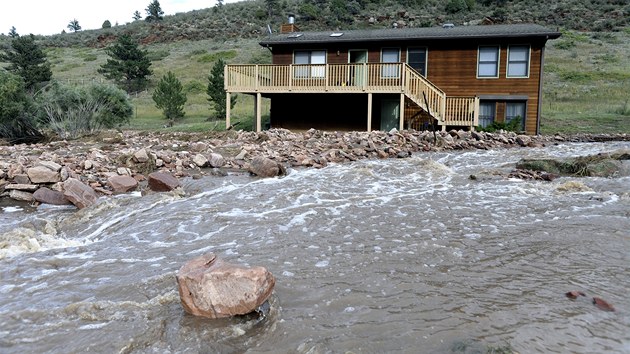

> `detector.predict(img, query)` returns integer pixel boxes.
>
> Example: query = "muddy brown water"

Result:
[1,142,629,353]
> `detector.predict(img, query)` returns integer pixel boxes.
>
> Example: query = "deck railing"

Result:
[226,63,478,128]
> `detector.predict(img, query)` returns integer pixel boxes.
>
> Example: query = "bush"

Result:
[35,82,132,139]
[0,71,43,144]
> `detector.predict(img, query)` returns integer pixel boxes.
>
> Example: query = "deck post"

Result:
[367,93,373,132]
[255,92,262,132]
[226,92,231,129]
[399,93,405,130]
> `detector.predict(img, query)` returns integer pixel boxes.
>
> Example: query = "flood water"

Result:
[1,142,629,353]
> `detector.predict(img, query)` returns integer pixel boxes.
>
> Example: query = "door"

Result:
[478,101,496,128]
[380,99,399,131]
[349,50,367,87]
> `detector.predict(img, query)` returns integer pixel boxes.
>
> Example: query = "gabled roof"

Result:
[260,24,561,46]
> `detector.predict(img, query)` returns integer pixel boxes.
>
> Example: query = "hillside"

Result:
[1,0,629,134]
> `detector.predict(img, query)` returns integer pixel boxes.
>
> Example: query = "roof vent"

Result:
[330,32,343,37]
[288,14,295,24]
[288,33,303,38]
[443,23,455,29]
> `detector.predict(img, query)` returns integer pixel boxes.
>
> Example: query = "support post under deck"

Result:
[367,93,373,132]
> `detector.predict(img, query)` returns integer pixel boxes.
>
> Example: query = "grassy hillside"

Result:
[1,0,629,134]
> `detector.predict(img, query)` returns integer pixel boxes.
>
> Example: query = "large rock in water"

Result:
[107,175,138,194]
[516,150,630,177]
[148,172,180,192]
[248,156,285,177]
[63,178,97,209]
[34,187,71,205]
[176,253,275,319]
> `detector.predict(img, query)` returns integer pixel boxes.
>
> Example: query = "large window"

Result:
[408,47,427,76]
[477,46,500,78]
[478,101,496,128]
[507,45,530,77]
[506,102,526,130]
[294,50,326,78]
[381,48,400,78]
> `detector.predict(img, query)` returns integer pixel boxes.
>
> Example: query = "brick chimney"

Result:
[280,14,300,33]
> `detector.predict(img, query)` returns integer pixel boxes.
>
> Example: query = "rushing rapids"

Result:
[1,141,629,353]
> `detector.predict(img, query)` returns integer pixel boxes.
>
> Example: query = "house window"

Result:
[408,47,427,76]
[478,101,496,128]
[507,45,530,78]
[294,50,326,78]
[506,101,526,130]
[381,48,400,78]
[477,46,499,78]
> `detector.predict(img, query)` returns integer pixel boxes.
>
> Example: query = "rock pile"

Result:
[1,129,628,207]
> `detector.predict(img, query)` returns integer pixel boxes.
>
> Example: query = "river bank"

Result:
[1,128,629,206]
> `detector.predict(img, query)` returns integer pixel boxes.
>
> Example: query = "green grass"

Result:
[541,28,630,135]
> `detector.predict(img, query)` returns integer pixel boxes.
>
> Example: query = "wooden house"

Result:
[225,23,560,134]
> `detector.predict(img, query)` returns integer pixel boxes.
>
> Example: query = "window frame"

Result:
[293,50,327,78]
[505,101,527,130]
[477,45,500,79]
[381,47,401,78]
[506,45,531,78]
[407,47,428,77]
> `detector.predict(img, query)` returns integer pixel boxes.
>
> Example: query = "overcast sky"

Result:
[1,0,241,36]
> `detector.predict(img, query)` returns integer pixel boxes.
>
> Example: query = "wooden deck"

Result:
[225,63,479,131]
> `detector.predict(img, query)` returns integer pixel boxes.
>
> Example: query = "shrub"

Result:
[0,71,43,144]
[35,82,133,139]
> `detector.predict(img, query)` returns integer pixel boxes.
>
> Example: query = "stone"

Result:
[83,160,94,170]
[107,175,138,194]
[4,183,39,192]
[63,178,98,209]
[248,156,283,177]
[191,142,208,152]
[148,172,180,192]
[38,160,62,172]
[176,253,275,319]
[27,166,60,184]
[516,135,531,147]
[117,167,131,175]
[13,174,30,185]
[193,154,208,167]
[33,187,71,205]
[9,190,33,202]
[209,153,225,168]
[134,148,150,163]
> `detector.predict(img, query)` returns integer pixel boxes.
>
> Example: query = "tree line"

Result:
[0,0,233,144]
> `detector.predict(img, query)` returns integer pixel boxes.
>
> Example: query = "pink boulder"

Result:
[34,187,71,205]
[176,253,275,319]
[107,175,138,194]
[63,178,97,209]
[148,172,180,192]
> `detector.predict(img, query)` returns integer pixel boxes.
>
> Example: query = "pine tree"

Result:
[152,71,187,123]
[207,59,236,120]
[102,20,112,29]
[8,26,18,38]
[145,0,164,22]
[0,34,52,91]
[98,34,152,93]
[67,19,81,32]
[133,11,142,21]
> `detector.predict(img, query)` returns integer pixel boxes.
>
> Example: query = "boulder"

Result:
[38,161,62,172]
[209,153,225,168]
[33,187,71,205]
[134,148,150,163]
[63,178,98,209]
[107,175,139,194]
[516,135,531,147]
[248,156,283,177]
[148,172,180,192]
[176,253,275,319]
[27,166,60,184]
[193,154,208,167]
[4,184,38,192]
[9,190,33,202]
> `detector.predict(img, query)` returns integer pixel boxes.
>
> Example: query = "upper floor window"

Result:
[381,48,400,78]
[507,45,530,78]
[408,47,427,76]
[477,46,499,78]
[294,50,326,78]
